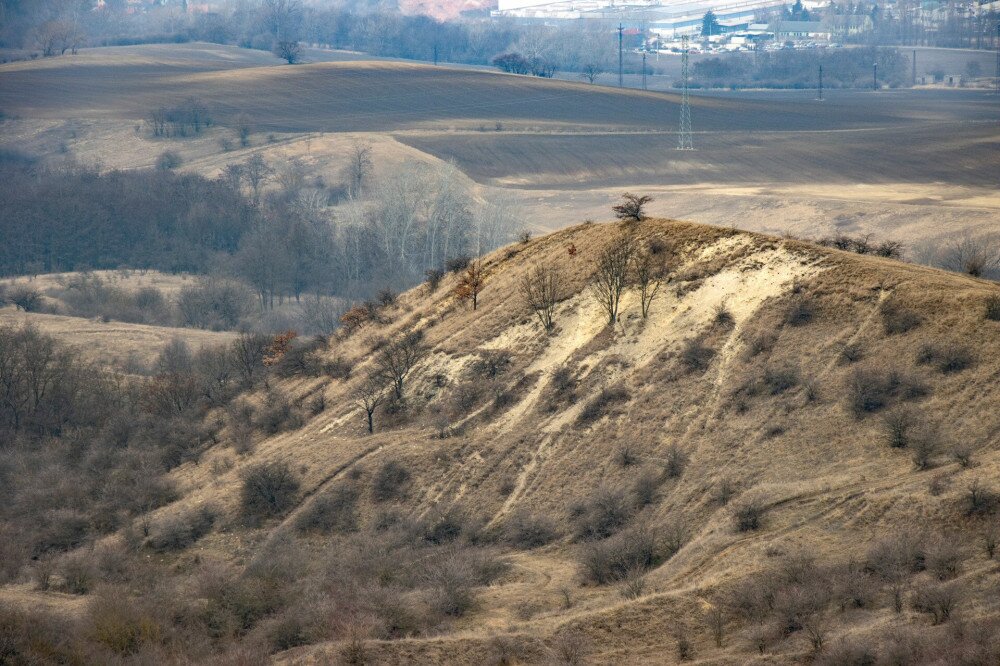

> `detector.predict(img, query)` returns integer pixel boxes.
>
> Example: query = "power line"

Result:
[677,35,693,150]
[618,23,624,88]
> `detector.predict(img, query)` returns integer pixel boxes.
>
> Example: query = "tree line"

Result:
[0,149,521,312]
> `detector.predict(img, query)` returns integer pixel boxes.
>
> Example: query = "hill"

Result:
[6,218,1000,664]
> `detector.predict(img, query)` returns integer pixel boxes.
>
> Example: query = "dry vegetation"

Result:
[5,217,1000,664]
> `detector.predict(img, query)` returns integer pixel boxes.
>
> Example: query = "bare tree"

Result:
[274,40,302,64]
[232,332,270,388]
[234,113,253,147]
[591,235,636,325]
[937,235,1000,278]
[634,251,664,318]
[343,142,374,198]
[242,153,272,207]
[520,265,562,332]
[376,331,425,401]
[354,373,386,434]
[612,193,654,222]
[455,260,485,311]
[581,63,604,83]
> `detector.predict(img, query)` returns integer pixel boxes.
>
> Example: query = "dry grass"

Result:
[7,217,1000,664]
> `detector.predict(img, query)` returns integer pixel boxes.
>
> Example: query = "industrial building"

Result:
[493,0,790,36]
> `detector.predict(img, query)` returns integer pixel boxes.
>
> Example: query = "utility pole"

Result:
[677,35,693,150]
[642,51,647,90]
[873,61,878,91]
[817,64,823,100]
[995,22,1000,95]
[912,49,916,86]
[618,23,624,88]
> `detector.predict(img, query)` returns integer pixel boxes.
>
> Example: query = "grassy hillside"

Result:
[7,218,1000,663]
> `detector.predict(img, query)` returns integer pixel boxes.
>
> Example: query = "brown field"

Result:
[1,42,997,245]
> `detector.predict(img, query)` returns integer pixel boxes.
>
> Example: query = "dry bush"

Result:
[371,460,410,503]
[839,341,864,364]
[577,384,630,423]
[569,486,632,540]
[714,479,736,506]
[952,443,974,468]
[504,510,558,549]
[925,538,963,580]
[240,462,300,524]
[87,589,164,656]
[295,484,359,534]
[548,632,590,665]
[916,342,974,374]
[984,294,1000,322]
[631,468,661,507]
[742,328,777,359]
[712,302,734,327]
[880,299,922,335]
[661,444,689,479]
[964,479,998,517]
[56,549,98,595]
[881,406,916,448]
[846,365,927,417]
[612,192,653,221]
[937,235,1000,278]
[578,525,662,585]
[912,580,961,624]
[618,568,646,599]
[680,339,715,373]
[147,505,217,552]
[866,532,928,581]
[814,637,878,666]
[732,498,765,532]
[614,442,639,467]
[785,294,815,326]
[255,390,304,435]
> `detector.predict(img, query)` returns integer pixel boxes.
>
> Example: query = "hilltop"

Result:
[6,218,1000,663]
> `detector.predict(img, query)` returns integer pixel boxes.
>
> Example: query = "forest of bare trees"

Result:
[0,147,522,323]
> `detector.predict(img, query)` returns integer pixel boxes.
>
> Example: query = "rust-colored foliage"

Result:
[263,331,298,367]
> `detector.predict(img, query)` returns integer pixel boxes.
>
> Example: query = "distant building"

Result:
[769,20,830,39]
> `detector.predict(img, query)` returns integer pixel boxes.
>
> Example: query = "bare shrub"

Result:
[371,460,410,503]
[631,468,661,507]
[590,234,636,324]
[912,580,961,624]
[8,285,42,312]
[743,328,777,359]
[680,339,715,373]
[520,265,562,332]
[577,384,630,423]
[882,407,916,448]
[712,302,734,327]
[814,637,878,666]
[732,499,765,532]
[880,299,922,335]
[504,510,558,549]
[548,632,589,665]
[916,342,973,374]
[295,484,359,534]
[661,444,689,479]
[846,365,926,417]
[964,479,997,516]
[866,532,928,581]
[578,525,661,584]
[618,568,646,599]
[984,294,1000,322]
[635,251,665,318]
[255,390,304,434]
[240,462,300,524]
[938,235,1000,278]
[155,150,182,171]
[925,538,963,580]
[615,442,638,467]
[785,294,815,326]
[148,505,217,552]
[911,432,937,471]
[713,479,736,505]
[839,341,864,364]
[569,486,632,540]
